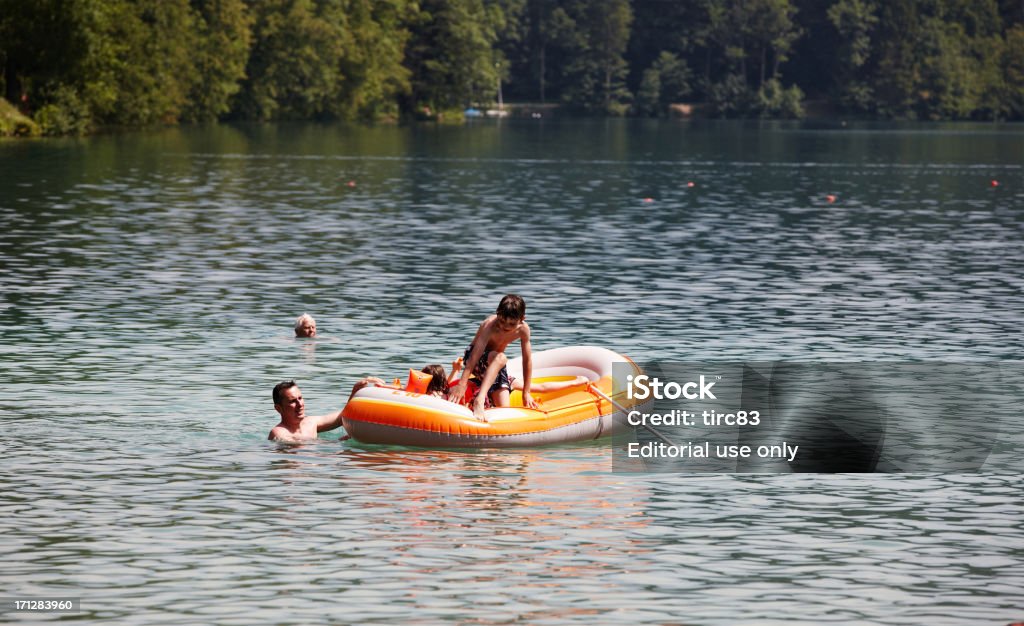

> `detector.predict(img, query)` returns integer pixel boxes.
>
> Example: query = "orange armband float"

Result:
[405,369,432,394]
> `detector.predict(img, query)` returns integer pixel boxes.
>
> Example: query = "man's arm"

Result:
[348,376,385,402]
[312,377,387,434]
[520,323,538,409]
[316,410,345,432]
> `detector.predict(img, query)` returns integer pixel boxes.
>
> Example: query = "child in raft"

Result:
[443,357,588,401]
[447,294,537,421]
[380,359,589,403]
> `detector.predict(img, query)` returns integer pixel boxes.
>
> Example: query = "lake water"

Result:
[1,119,1022,624]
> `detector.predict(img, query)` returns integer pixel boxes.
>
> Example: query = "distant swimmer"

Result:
[294,313,317,337]
[269,378,382,442]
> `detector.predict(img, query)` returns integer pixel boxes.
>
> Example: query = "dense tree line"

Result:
[2,0,1024,134]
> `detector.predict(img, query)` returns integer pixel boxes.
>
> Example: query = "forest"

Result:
[2,0,1024,135]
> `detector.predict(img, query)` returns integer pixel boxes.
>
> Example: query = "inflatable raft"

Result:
[341,346,643,448]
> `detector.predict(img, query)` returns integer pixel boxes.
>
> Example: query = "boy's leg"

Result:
[489,388,511,408]
[488,366,515,408]
[472,351,507,420]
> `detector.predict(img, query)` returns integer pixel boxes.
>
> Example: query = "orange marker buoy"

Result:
[347,180,357,188]
[991,180,999,187]
[826,195,837,204]
[687,181,696,188]
[643,197,654,203]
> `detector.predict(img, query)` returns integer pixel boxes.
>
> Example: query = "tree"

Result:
[402,0,502,114]
[536,4,583,103]
[917,20,998,119]
[998,0,1024,26]
[321,0,413,120]
[110,0,200,125]
[500,0,608,103]
[1000,25,1024,117]
[627,0,704,97]
[234,0,347,120]
[871,0,926,116]
[1,0,199,132]
[183,0,252,122]
[701,0,802,116]
[0,0,126,132]
[634,51,692,117]
[827,0,879,111]
[702,0,756,89]
[870,0,1004,119]
[560,0,633,115]
[748,0,801,87]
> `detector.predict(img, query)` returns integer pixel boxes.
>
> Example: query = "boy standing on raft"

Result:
[448,294,539,421]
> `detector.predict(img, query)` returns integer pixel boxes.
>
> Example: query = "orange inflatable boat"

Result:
[341,346,643,447]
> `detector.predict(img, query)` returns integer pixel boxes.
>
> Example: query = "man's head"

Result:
[273,380,305,422]
[294,313,317,337]
[496,294,526,330]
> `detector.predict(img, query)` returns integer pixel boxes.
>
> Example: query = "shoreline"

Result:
[0,98,40,137]
[4,98,1024,141]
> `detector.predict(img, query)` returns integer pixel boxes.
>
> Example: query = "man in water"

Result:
[294,313,317,337]
[269,378,381,442]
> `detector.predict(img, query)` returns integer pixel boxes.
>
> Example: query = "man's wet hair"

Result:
[273,380,297,405]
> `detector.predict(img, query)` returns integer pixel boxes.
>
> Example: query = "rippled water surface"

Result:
[1,120,1022,624]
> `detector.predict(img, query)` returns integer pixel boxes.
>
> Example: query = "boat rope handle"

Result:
[585,383,678,446]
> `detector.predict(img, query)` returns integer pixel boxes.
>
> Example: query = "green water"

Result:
[1,119,1022,625]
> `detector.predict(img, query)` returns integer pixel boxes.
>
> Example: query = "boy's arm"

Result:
[448,320,491,402]
[520,324,538,409]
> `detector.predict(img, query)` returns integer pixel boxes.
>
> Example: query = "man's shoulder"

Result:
[268,424,293,441]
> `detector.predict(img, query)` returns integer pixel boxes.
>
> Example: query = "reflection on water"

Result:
[1,120,1022,624]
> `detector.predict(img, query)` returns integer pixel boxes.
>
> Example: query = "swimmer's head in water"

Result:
[294,313,316,337]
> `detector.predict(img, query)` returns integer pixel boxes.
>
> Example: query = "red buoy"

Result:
[991,180,1000,187]
[826,194,837,204]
